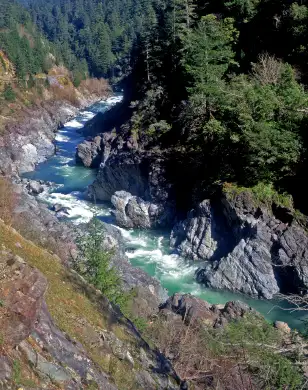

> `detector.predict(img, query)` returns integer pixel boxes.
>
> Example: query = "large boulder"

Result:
[111,190,175,229]
[76,135,102,168]
[87,132,173,203]
[78,111,105,137]
[88,151,151,201]
[26,179,44,195]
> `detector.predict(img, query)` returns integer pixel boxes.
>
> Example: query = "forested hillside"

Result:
[3,1,308,389]
[0,0,54,80]
[23,0,160,79]
[121,0,308,213]
[42,0,307,214]
[7,0,308,209]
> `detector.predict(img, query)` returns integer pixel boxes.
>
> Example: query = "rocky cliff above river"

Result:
[0,92,109,176]
[172,187,308,299]
[82,129,177,228]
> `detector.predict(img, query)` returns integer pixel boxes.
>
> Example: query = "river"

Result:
[24,94,308,330]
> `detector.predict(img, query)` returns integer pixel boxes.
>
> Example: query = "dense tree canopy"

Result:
[0,0,53,79]
[5,0,308,210]
[22,0,161,78]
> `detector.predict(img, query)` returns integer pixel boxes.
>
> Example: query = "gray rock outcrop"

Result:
[88,151,151,201]
[172,189,308,299]
[0,248,179,390]
[160,293,256,328]
[111,190,175,229]
[170,199,231,261]
[76,135,102,168]
[87,130,172,199]
[0,93,107,176]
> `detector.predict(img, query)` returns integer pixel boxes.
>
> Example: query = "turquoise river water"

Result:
[24,94,308,330]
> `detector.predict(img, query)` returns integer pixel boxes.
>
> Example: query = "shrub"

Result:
[72,71,83,88]
[2,84,16,102]
[75,218,130,310]
[79,78,110,96]
[223,182,294,210]
[50,85,79,106]
[146,312,303,390]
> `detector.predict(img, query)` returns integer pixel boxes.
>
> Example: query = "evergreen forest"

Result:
[3,0,308,210]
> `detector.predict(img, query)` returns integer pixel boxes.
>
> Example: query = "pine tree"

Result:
[183,15,238,116]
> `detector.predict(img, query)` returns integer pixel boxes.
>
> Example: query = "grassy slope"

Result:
[0,219,150,389]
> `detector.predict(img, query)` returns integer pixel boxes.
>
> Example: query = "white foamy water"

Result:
[59,156,73,164]
[55,133,71,142]
[80,111,96,120]
[105,95,123,105]
[114,226,148,247]
[64,119,84,129]
[39,191,111,223]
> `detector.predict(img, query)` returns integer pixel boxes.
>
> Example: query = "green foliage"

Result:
[2,84,16,102]
[132,316,148,333]
[183,15,238,101]
[23,0,160,77]
[250,183,293,209]
[223,182,294,210]
[12,360,21,384]
[0,0,53,78]
[76,218,127,308]
[225,0,260,20]
[203,314,303,390]
[220,62,306,183]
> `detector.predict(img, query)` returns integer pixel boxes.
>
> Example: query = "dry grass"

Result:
[145,310,303,390]
[80,78,111,97]
[50,85,80,106]
[0,220,105,334]
[0,177,18,225]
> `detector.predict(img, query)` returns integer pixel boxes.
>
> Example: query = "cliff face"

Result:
[0,95,105,176]
[82,129,177,229]
[172,188,308,299]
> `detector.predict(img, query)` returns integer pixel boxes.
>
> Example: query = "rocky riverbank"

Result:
[1,94,307,389]
[0,93,170,311]
[172,187,308,299]
[0,89,110,176]
[0,95,183,388]
[79,103,308,300]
